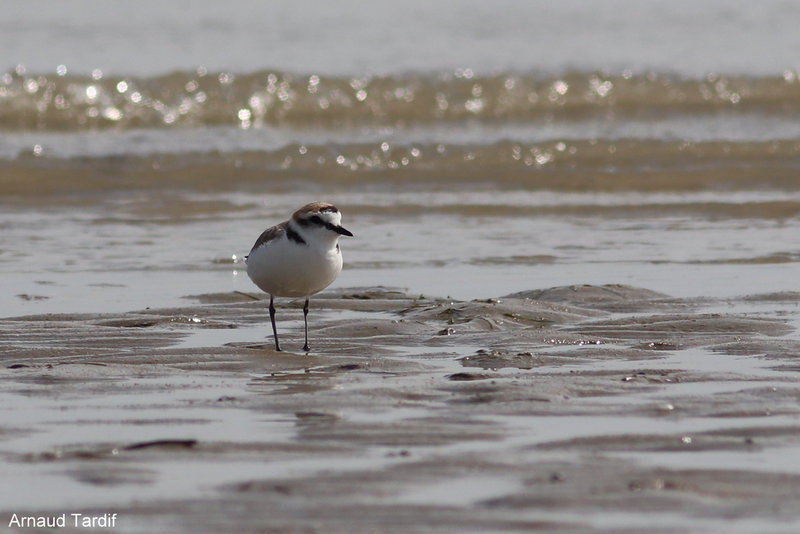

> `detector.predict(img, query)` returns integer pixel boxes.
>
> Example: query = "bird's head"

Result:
[292,202,353,243]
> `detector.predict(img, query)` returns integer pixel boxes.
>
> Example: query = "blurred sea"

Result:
[2,0,800,315]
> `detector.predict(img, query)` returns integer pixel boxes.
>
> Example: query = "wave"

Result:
[3,68,800,131]
[4,139,800,197]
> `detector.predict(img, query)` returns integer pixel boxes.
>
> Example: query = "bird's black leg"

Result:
[269,295,281,352]
[302,297,310,352]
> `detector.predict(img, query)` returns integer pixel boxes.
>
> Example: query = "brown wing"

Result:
[247,220,287,257]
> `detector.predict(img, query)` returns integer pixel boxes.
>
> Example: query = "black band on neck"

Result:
[286,225,307,245]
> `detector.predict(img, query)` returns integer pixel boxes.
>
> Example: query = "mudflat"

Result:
[2,284,800,533]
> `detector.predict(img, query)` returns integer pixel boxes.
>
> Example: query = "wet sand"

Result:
[6,3,800,532]
[2,284,800,533]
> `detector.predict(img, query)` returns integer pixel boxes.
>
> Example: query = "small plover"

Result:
[246,202,353,352]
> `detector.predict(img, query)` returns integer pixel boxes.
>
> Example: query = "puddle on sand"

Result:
[2,285,800,533]
[392,474,523,507]
[0,372,301,509]
[174,308,405,351]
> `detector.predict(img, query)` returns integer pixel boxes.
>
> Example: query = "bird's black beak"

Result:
[335,225,354,237]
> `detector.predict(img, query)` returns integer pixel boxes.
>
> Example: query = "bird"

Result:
[245,202,353,352]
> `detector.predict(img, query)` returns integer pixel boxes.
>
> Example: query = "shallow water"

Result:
[3,186,799,317]
[3,2,800,532]
[3,2,800,320]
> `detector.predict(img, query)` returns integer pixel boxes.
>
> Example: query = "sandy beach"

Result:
[4,2,800,531]
[3,284,800,533]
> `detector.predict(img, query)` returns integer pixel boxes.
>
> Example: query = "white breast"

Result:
[246,236,343,298]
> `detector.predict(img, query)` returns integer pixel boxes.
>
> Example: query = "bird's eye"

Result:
[309,215,323,225]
